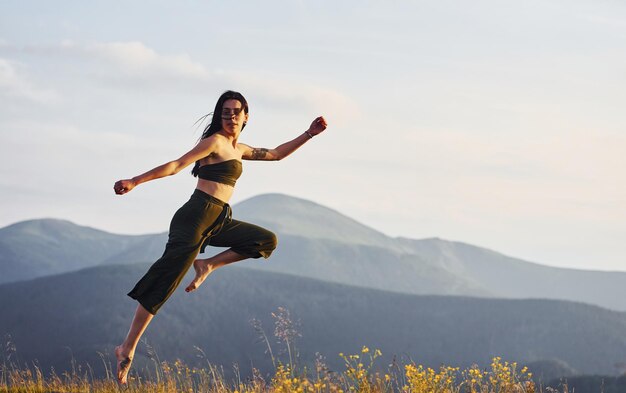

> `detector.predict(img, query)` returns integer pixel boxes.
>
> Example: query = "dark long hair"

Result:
[191,90,249,177]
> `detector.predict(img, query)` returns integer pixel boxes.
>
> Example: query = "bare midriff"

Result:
[196,179,235,204]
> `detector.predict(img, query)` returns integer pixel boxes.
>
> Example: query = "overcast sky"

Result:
[1,0,624,271]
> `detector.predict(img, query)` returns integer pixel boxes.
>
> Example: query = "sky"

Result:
[1,0,624,272]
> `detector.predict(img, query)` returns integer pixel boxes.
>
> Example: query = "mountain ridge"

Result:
[2,193,626,312]
[1,262,625,379]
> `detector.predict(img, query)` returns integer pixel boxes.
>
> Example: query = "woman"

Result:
[113,90,328,384]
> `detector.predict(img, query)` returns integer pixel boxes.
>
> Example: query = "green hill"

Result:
[0,218,158,284]
[2,194,626,312]
[1,263,625,380]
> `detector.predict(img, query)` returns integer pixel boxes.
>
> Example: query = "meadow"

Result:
[1,308,557,393]
[1,348,542,393]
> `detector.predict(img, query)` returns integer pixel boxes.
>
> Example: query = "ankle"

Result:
[118,344,134,356]
[208,259,225,269]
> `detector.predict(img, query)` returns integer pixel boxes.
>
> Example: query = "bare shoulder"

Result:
[196,134,232,163]
[238,143,262,159]
[237,142,253,154]
[197,133,231,156]
[193,135,214,151]
[239,144,277,161]
[237,143,256,159]
[202,133,227,146]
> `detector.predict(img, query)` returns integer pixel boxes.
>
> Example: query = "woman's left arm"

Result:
[241,116,328,161]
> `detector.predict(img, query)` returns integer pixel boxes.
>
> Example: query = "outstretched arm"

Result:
[114,137,218,195]
[241,116,328,161]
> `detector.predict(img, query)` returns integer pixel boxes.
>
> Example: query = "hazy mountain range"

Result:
[1,193,625,387]
[2,263,625,380]
[2,193,626,311]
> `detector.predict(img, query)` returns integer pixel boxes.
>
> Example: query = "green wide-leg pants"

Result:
[127,189,277,315]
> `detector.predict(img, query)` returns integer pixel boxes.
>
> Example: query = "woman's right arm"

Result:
[114,137,217,195]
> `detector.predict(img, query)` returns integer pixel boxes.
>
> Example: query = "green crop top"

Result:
[197,159,243,187]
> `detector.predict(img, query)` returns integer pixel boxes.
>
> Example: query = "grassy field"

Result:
[0,347,547,393]
[1,308,562,392]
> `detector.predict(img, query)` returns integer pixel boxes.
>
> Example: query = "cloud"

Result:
[80,41,210,80]
[0,119,186,197]
[393,127,626,223]
[0,58,59,104]
[224,71,360,125]
[0,119,195,235]
[44,40,215,95]
[1,39,359,121]
[0,40,215,92]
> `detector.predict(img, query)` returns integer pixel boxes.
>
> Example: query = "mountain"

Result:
[2,193,626,311]
[393,237,626,312]
[547,375,626,393]
[233,194,626,311]
[0,219,159,284]
[232,193,402,249]
[1,263,626,380]
[245,234,492,296]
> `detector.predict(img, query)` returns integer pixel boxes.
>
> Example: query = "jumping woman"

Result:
[113,90,328,384]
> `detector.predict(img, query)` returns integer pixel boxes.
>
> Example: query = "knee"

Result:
[265,231,278,252]
[254,230,277,259]
[231,230,278,259]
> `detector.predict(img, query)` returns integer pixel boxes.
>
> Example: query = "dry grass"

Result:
[0,308,558,392]
[0,347,547,393]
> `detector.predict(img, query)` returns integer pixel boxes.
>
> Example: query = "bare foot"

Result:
[185,258,217,292]
[115,345,133,385]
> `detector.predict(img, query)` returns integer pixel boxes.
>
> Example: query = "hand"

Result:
[307,116,328,136]
[114,179,136,195]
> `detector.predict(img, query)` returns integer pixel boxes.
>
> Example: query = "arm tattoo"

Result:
[251,148,269,160]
